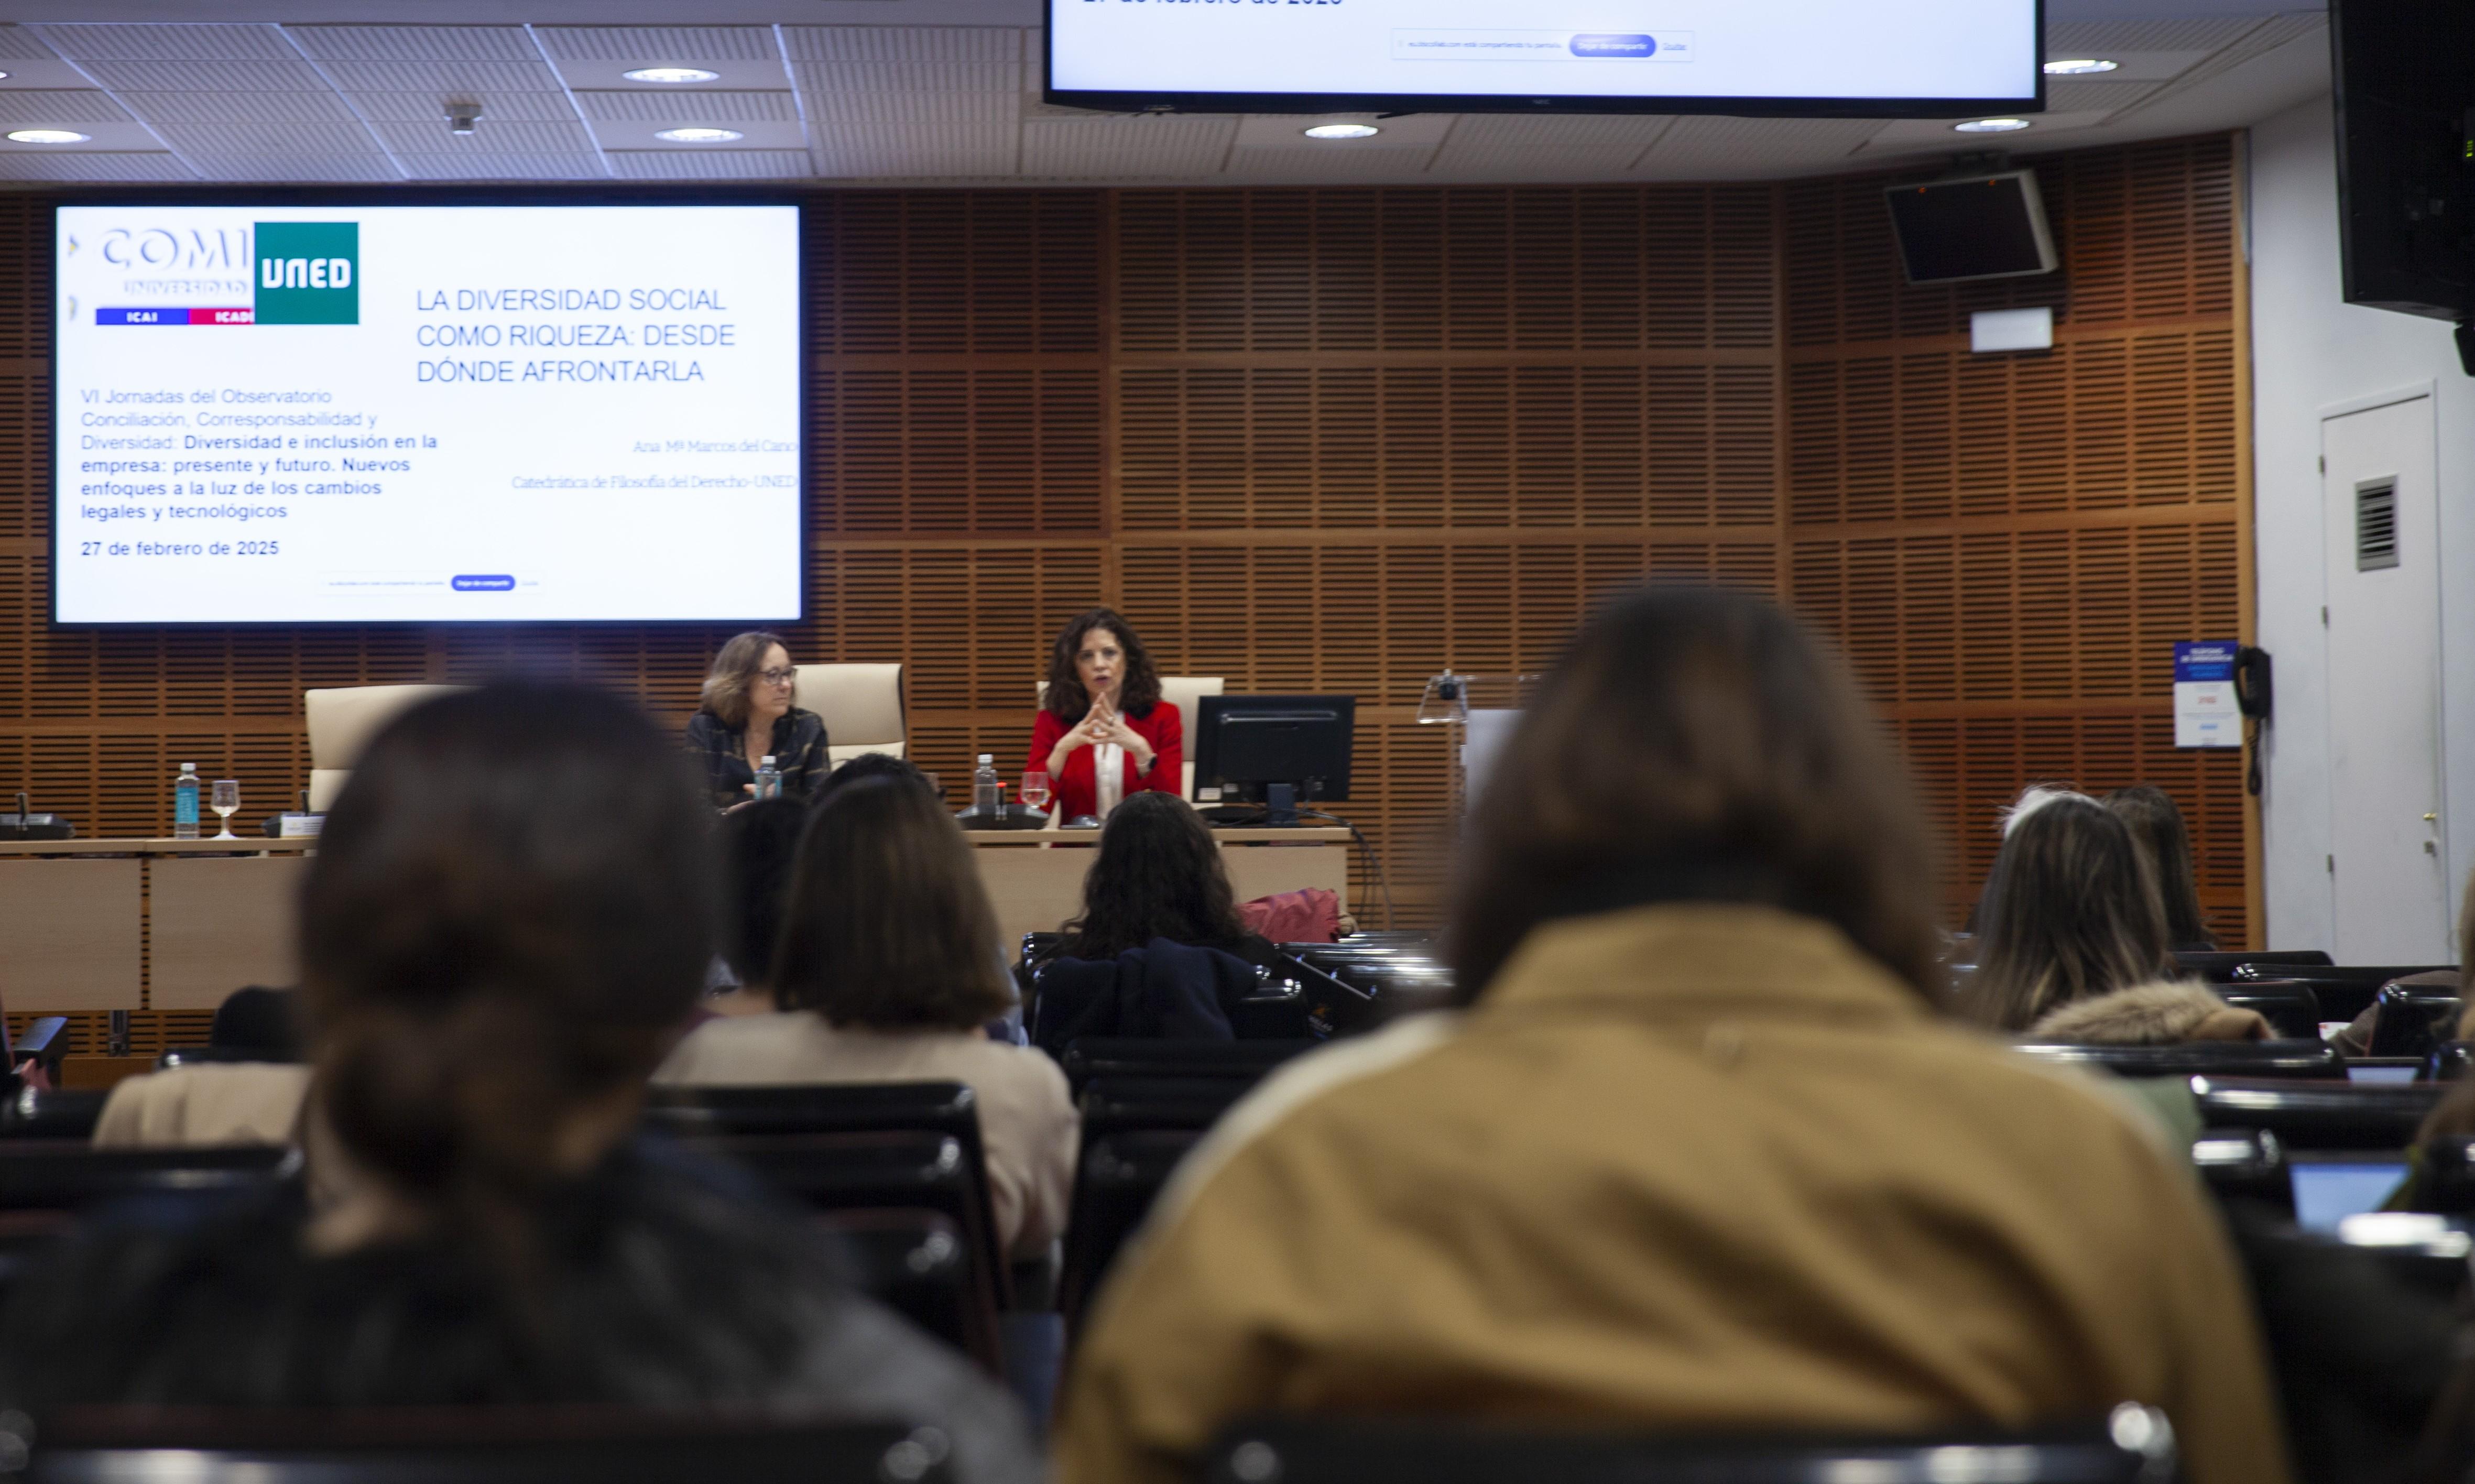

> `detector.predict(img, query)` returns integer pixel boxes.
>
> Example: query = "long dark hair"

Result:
[1959,792,2171,1030]
[718,798,808,987]
[1447,584,1945,1005]
[1042,607,1161,721]
[773,778,1013,1031]
[1060,791,1247,959]
[300,682,716,1270]
[2102,785,2215,949]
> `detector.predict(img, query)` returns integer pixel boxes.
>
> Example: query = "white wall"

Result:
[2250,94,2475,953]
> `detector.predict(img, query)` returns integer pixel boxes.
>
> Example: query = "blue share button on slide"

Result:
[452,574,515,592]
[1570,32,1655,57]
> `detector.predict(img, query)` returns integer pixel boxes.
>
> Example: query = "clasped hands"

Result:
[1069,698,1152,769]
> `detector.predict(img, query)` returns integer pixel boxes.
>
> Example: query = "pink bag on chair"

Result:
[1240,887,1343,945]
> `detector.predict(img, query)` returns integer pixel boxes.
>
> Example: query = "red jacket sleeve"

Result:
[1028,710,1065,775]
[1136,702,1183,799]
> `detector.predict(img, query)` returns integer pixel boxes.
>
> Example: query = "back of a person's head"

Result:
[1960,792,2169,1030]
[2101,784,2212,947]
[774,777,1011,1031]
[719,798,809,986]
[814,750,936,807]
[1446,583,1943,1003]
[299,681,717,1250]
[1063,792,1243,959]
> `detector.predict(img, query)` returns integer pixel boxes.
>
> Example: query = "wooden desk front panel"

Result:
[0,858,141,1012]
[150,855,307,1011]
[971,840,1348,950]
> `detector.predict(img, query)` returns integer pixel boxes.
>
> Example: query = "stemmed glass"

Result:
[1020,771,1051,816]
[210,779,240,840]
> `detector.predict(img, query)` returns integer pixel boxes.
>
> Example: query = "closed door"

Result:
[2321,395,2450,962]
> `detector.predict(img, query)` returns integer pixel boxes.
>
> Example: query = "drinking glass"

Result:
[210,779,240,839]
[1021,771,1051,814]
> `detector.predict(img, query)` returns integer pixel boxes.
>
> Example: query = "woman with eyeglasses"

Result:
[685,631,831,809]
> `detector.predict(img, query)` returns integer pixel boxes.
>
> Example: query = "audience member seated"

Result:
[1049,793,1280,972]
[212,985,304,1057]
[2103,785,2218,952]
[704,798,809,1018]
[657,777,1075,1261]
[4,683,1037,1484]
[1051,584,2287,1484]
[93,984,314,1148]
[1957,789,2264,1044]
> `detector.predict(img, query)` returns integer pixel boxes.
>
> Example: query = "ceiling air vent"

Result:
[2357,479,2400,571]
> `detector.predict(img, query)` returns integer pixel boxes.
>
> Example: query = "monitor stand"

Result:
[1264,782,1299,826]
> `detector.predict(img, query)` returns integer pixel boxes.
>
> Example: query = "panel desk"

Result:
[0,838,314,1016]
[967,826,1350,949]
[0,828,1350,1016]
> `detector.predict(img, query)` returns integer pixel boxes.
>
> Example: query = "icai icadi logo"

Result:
[255,221,358,325]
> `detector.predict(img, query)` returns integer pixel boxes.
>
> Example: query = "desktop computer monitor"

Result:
[1194,694,1354,822]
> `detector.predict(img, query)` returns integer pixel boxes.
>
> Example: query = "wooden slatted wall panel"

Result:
[0,138,2254,1007]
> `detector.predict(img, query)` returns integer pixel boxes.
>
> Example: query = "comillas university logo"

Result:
[255,222,358,325]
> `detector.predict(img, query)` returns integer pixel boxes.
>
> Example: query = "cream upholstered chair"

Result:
[1034,675,1223,800]
[304,684,467,812]
[796,663,906,765]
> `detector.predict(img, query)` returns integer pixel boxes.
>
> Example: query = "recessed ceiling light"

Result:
[625,67,719,84]
[7,129,86,144]
[2043,58,2119,75]
[1303,123,1379,140]
[0,73,14,82]
[655,127,744,143]
[1954,117,2032,134]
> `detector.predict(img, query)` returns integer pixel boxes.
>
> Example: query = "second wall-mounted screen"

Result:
[58,202,801,625]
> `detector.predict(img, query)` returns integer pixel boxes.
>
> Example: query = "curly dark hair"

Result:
[1059,791,1248,960]
[1042,607,1161,722]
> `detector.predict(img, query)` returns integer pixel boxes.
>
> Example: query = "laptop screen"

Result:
[2290,1161,2411,1233]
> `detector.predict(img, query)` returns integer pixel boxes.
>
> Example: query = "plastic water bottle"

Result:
[973,754,1002,816]
[172,762,200,839]
[751,755,782,802]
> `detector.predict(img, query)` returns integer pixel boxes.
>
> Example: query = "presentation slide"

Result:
[1051,0,2036,105]
[57,203,801,624]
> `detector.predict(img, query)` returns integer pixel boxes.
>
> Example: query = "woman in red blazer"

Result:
[1027,607,1183,823]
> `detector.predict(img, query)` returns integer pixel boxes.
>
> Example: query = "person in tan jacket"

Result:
[1053,584,2289,1484]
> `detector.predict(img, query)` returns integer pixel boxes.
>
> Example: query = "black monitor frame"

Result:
[1193,693,1354,823]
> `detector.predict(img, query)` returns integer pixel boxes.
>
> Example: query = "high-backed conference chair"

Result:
[304,684,466,812]
[1031,675,1223,801]
[796,662,907,765]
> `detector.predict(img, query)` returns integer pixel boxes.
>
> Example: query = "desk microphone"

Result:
[0,789,74,841]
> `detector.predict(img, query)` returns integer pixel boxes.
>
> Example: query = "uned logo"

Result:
[255,221,358,325]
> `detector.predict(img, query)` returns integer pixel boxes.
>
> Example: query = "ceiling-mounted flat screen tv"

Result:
[56,200,801,626]
[1046,0,2042,117]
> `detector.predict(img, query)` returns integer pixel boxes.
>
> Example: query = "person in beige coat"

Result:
[1053,584,2289,1484]
[657,775,1077,1259]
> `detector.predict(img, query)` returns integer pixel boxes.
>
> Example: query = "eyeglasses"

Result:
[758,666,798,685]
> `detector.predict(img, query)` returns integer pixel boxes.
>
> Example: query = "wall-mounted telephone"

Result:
[2234,647,2273,723]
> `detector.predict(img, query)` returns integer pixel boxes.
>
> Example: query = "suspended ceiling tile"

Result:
[1219,146,1443,183]
[607,147,813,179]
[533,27,782,61]
[793,60,1020,94]
[2043,78,2164,112]
[0,27,59,60]
[1425,114,1674,179]
[1632,115,1882,179]
[804,90,1015,123]
[181,153,400,182]
[286,26,540,62]
[572,88,795,122]
[394,150,605,179]
[81,58,330,92]
[1230,112,1452,149]
[587,117,807,150]
[0,91,129,125]
[1861,110,2117,151]
[366,117,594,154]
[348,91,582,124]
[312,60,566,94]
[32,23,293,61]
[0,63,99,89]
[1019,116,1235,176]
[2046,16,2260,58]
[112,90,358,125]
[548,52,791,91]
[2041,49,2218,83]
[151,121,377,155]
[810,119,1015,175]
[0,149,190,180]
[780,26,1019,62]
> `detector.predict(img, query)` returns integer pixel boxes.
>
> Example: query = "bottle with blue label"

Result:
[752,755,782,802]
[172,762,200,839]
